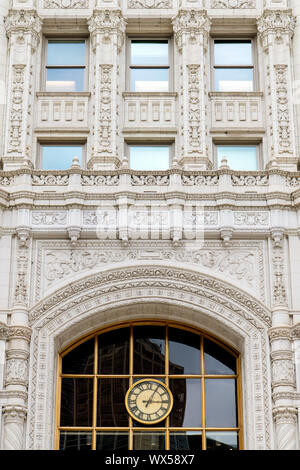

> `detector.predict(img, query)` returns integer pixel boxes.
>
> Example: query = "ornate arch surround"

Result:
[27,264,273,450]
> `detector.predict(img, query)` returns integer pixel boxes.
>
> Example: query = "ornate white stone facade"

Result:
[0,0,300,451]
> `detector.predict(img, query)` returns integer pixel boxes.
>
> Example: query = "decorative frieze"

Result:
[81,174,119,185]
[31,174,69,185]
[128,0,172,7]
[131,174,170,186]
[43,0,89,7]
[234,212,270,227]
[32,211,67,226]
[181,174,219,185]
[231,174,269,186]
[211,0,255,7]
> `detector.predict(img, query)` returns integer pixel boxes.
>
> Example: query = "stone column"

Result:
[0,0,9,162]
[290,0,300,165]
[269,231,298,449]
[2,230,31,450]
[2,8,41,170]
[257,9,297,170]
[88,9,126,170]
[172,9,211,170]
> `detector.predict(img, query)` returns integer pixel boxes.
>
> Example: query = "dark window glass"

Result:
[134,326,165,375]
[98,328,129,374]
[96,432,128,451]
[169,379,202,427]
[169,328,200,374]
[205,379,237,428]
[97,379,129,427]
[206,431,238,450]
[204,339,236,375]
[62,338,94,375]
[133,432,165,450]
[60,378,93,427]
[170,432,202,451]
[59,431,92,450]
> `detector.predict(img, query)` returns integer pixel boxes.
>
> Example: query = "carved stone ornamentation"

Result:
[172,9,211,53]
[257,9,296,48]
[81,174,119,186]
[32,211,67,226]
[6,65,26,155]
[44,0,89,8]
[31,174,69,185]
[5,350,29,387]
[88,9,126,53]
[181,174,219,185]
[234,212,270,226]
[272,240,287,307]
[4,9,42,46]
[211,0,255,7]
[128,0,172,7]
[131,174,169,186]
[274,65,293,155]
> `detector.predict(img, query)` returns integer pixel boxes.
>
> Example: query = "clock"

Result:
[125,379,173,425]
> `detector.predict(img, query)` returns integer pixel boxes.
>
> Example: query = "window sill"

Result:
[209,91,263,98]
[123,92,177,98]
[36,91,91,97]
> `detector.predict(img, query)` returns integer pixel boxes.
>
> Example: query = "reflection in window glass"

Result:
[204,339,236,375]
[131,41,169,66]
[96,432,128,451]
[205,379,237,428]
[169,328,200,374]
[170,432,202,451]
[130,146,170,171]
[206,431,238,451]
[215,68,253,92]
[133,432,165,450]
[60,378,93,427]
[134,326,165,375]
[98,328,129,375]
[170,379,202,427]
[46,40,85,92]
[217,145,257,171]
[131,68,169,92]
[59,431,92,450]
[62,338,94,375]
[41,145,82,170]
[97,379,129,427]
[214,41,252,66]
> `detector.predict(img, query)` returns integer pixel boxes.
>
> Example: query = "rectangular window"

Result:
[129,40,169,92]
[45,40,86,92]
[41,144,83,170]
[129,145,170,170]
[214,40,254,92]
[216,145,258,171]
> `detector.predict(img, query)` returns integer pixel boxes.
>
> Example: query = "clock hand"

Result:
[145,387,158,408]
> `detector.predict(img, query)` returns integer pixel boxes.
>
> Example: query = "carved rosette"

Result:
[88,9,126,53]
[257,9,296,51]
[172,9,211,53]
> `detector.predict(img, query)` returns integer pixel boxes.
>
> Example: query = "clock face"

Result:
[125,379,173,424]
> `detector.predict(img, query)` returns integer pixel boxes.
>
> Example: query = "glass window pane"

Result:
[98,328,129,375]
[130,146,170,171]
[204,339,236,375]
[42,146,82,170]
[131,41,168,66]
[62,338,94,375]
[170,432,202,451]
[60,378,93,427]
[133,432,165,450]
[169,379,202,427]
[134,326,165,375]
[97,378,129,427]
[96,432,129,451]
[131,68,169,92]
[46,67,85,92]
[215,68,253,92]
[205,379,237,428]
[59,431,92,450]
[206,431,238,450]
[48,41,85,66]
[217,145,257,171]
[169,328,200,375]
[214,41,252,66]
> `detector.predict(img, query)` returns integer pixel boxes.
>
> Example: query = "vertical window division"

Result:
[216,144,258,171]
[130,40,169,92]
[46,40,86,92]
[41,144,83,170]
[214,40,254,92]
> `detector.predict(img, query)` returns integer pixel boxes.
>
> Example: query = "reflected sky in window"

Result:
[214,41,252,66]
[42,146,82,170]
[217,146,257,171]
[215,68,253,92]
[130,146,169,170]
[131,41,168,66]
[47,40,85,66]
[205,379,237,428]
[46,68,85,92]
[131,68,169,92]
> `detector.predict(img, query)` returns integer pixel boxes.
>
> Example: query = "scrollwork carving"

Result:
[44,0,88,8]
[128,0,172,7]
[211,0,255,7]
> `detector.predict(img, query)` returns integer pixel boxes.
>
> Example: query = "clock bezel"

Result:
[125,378,174,425]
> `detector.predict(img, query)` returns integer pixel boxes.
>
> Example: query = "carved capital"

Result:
[268,326,291,342]
[88,9,126,52]
[2,405,27,423]
[67,226,81,246]
[172,10,211,52]
[257,9,296,48]
[8,325,32,343]
[4,9,42,45]
[273,406,298,425]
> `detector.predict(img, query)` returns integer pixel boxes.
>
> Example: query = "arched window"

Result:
[56,322,242,450]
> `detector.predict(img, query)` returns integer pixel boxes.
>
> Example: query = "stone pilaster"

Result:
[88,9,126,170]
[2,232,32,450]
[172,9,211,170]
[3,8,42,170]
[257,9,297,170]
